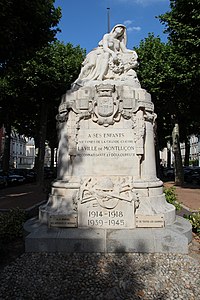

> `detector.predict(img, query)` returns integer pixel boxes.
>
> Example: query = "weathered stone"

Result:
[26,24,191,253]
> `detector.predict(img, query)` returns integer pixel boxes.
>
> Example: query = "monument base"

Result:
[24,216,192,254]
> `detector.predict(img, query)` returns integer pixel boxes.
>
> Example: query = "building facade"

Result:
[0,127,35,169]
[160,135,200,167]
[0,127,5,165]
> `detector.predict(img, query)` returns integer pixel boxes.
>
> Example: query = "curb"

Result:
[180,203,199,214]
[175,201,199,214]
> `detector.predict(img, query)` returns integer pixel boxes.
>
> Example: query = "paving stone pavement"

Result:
[0,252,199,300]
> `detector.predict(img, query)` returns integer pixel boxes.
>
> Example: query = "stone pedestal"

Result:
[24,216,192,254]
[39,83,176,230]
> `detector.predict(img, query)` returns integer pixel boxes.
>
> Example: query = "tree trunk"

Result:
[36,99,48,186]
[167,141,171,168]
[172,122,184,186]
[184,137,190,166]
[34,135,39,171]
[154,122,162,179]
[50,145,55,169]
[2,122,11,172]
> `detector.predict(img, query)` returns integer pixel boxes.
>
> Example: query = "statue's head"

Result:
[111,24,126,33]
[111,24,127,44]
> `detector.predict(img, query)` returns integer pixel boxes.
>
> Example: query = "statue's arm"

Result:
[120,41,137,56]
[102,34,116,58]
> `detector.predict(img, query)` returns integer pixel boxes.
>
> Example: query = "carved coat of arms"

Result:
[97,96,113,117]
[93,84,120,126]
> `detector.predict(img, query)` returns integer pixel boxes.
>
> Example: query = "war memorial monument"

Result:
[25,24,192,253]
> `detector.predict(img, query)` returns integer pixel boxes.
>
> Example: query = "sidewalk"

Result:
[0,182,48,211]
[164,181,200,212]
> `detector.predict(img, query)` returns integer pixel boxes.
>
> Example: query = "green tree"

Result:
[159,0,200,146]
[0,0,61,171]
[15,41,85,184]
[135,34,185,185]
[0,0,61,69]
[0,73,19,170]
[135,34,174,147]
[159,0,200,69]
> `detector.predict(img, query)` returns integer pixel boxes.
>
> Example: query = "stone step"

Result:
[24,216,192,254]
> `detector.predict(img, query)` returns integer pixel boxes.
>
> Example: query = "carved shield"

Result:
[97,97,114,117]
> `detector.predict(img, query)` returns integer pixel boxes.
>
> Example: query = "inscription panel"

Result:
[73,122,139,176]
[78,201,135,229]
[77,130,136,158]
[135,215,165,228]
[49,215,77,228]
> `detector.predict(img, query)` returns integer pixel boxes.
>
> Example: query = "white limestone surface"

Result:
[39,24,177,230]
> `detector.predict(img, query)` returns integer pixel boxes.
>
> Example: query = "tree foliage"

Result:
[135,34,187,184]
[136,0,200,145]
[134,34,175,148]
[0,0,61,171]
[159,0,200,133]
[14,41,85,182]
[159,0,200,61]
[0,40,85,174]
[135,1,200,183]
[0,0,61,69]
[16,41,85,129]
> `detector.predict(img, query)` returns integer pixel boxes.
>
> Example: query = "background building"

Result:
[1,125,199,170]
[0,127,36,169]
[10,131,26,168]
[160,135,200,167]
[25,138,35,169]
[0,126,57,169]
[0,127,5,166]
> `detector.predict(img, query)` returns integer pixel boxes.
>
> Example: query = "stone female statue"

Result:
[73,24,138,87]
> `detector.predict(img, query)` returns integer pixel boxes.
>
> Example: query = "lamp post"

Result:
[107,7,110,33]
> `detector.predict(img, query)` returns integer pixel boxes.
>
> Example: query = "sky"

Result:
[55,0,170,53]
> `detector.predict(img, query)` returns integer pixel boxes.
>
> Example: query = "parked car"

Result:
[27,169,37,182]
[0,170,25,186]
[190,168,200,185]
[184,167,194,183]
[0,174,7,188]
[44,167,56,179]
[184,167,200,185]
[2,170,26,186]
[0,170,8,187]
[10,168,36,183]
[163,167,175,180]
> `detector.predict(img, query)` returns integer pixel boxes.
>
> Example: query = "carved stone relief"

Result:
[79,176,139,210]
